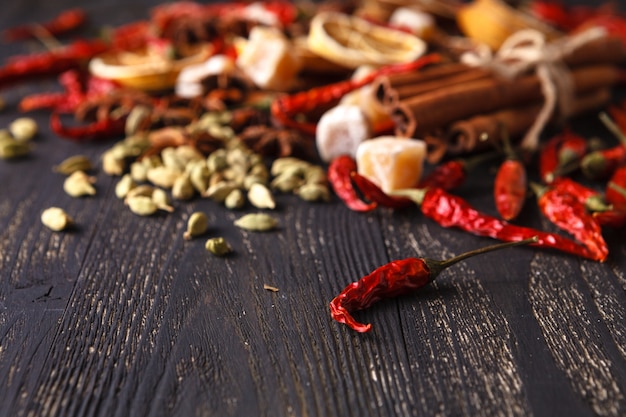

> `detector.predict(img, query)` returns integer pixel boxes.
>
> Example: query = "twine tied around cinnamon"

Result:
[461,26,608,152]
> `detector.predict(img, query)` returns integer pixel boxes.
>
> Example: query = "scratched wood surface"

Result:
[1,1,626,416]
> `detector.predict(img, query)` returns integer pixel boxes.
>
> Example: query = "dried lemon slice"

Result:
[307,11,427,69]
[89,43,213,91]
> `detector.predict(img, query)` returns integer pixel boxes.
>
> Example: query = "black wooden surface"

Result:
[1,1,626,416]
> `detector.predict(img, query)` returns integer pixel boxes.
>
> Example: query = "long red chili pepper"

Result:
[271,54,441,134]
[593,209,626,228]
[50,112,126,142]
[0,39,108,90]
[2,8,86,42]
[581,113,626,180]
[531,182,608,262]
[328,156,377,212]
[389,187,599,261]
[330,237,538,332]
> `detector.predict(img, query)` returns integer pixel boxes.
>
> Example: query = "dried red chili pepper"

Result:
[605,166,626,210]
[2,8,86,42]
[330,237,538,332]
[539,129,588,184]
[494,130,527,221]
[19,70,119,113]
[531,182,608,262]
[551,177,610,213]
[271,54,441,134]
[50,112,125,142]
[593,209,626,228]
[328,156,377,212]
[0,39,108,90]
[390,187,598,261]
[417,151,499,191]
[528,1,601,32]
[350,172,411,209]
[581,112,626,180]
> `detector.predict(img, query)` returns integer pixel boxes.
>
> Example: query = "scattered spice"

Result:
[263,284,279,292]
[53,155,94,175]
[205,237,232,256]
[9,117,38,142]
[127,195,158,216]
[41,207,73,231]
[63,170,96,197]
[184,212,209,240]
[234,213,278,232]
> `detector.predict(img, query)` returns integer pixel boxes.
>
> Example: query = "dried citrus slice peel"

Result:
[307,11,427,69]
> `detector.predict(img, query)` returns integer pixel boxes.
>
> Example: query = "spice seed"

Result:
[0,139,30,159]
[53,155,94,175]
[205,237,232,256]
[63,171,96,197]
[127,195,158,216]
[41,207,73,231]
[247,183,276,209]
[234,213,278,232]
[184,212,209,240]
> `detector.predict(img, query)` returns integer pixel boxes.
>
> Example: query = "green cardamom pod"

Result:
[172,174,195,201]
[63,171,96,197]
[224,189,245,209]
[234,213,278,232]
[184,211,209,240]
[101,150,125,176]
[152,188,175,212]
[205,237,232,256]
[115,174,137,199]
[9,117,38,141]
[127,195,158,216]
[0,138,31,159]
[53,155,94,175]
[247,183,276,209]
[297,182,330,202]
[41,207,73,231]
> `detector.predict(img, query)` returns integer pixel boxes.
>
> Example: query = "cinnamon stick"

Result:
[445,87,611,156]
[391,64,620,138]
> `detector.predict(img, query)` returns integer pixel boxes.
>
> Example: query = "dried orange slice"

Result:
[307,11,427,69]
[89,43,213,91]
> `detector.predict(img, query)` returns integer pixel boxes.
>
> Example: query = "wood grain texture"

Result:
[1,1,626,416]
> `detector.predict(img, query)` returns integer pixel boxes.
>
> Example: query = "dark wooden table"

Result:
[2,1,626,416]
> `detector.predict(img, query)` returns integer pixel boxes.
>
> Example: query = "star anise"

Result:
[238,125,314,159]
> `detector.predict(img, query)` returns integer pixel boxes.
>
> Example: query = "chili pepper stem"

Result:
[599,112,626,147]
[424,236,539,278]
[609,182,626,200]
[529,181,547,198]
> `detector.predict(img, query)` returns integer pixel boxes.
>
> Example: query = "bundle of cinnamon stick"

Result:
[371,33,626,162]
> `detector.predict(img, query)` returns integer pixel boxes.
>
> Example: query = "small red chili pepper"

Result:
[605,165,626,210]
[551,177,610,213]
[328,156,377,212]
[531,182,608,262]
[581,112,626,180]
[417,151,500,191]
[2,8,86,42]
[50,112,125,142]
[330,237,538,332]
[539,129,588,184]
[391,187,598,261]
[494,129,527,221]
[271,54,441,134]
[350,172,412,209]
[0,39,108,90]
[593,209,626,228]
[110,21,153,51]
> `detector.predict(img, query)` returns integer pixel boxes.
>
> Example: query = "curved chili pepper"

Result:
[2,8,86,42]
[271,54,441,134]
[330,237,537,332]
[328,156,377,212]
[390,187,599,261]
[350,172,411,209]
[0,39,108,90]
[50,112,125,142]
[532,182,608,262]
